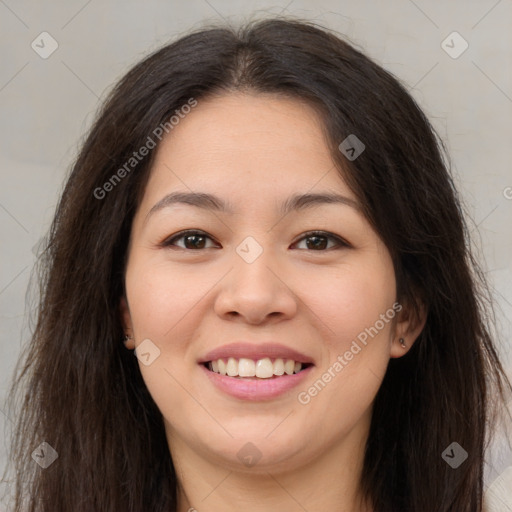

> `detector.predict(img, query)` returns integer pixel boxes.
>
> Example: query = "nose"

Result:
[213,244,298,325]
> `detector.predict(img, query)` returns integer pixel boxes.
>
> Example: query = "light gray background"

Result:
[1,0,511,509]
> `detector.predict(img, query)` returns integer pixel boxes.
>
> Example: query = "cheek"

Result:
[126,256,214,340]
[296,264,396,433]
[124,259,207,418]
[305,261,396,351]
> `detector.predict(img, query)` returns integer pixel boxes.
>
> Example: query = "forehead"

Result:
[140,92,357,209]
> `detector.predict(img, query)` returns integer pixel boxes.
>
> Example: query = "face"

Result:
[121,92,418,474]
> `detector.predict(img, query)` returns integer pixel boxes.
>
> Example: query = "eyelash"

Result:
[160,229,350,251]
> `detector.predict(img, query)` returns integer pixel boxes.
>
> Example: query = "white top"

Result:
[484,466,512,511]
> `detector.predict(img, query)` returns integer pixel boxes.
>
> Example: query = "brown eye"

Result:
[293,231,349,251]
[162,230,218,250]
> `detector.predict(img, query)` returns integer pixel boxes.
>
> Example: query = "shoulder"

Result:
[484,466,512,512]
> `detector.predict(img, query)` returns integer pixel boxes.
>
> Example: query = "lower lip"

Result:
[199,364,314,401]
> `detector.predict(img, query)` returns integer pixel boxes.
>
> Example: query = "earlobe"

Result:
[390,299,427,358]
[390,336,409,358]
[123,334,135,350]
[119,296,135,350]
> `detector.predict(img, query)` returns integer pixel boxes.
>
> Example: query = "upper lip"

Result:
[198,342,315,365]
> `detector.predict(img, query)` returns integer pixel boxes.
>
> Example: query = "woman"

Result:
[5,16,511,512]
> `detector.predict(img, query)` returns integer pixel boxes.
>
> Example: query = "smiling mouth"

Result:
[202,357,313,379]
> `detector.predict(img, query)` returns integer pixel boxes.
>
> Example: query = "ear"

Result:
[119,296,135,349]
[390,298,427,358]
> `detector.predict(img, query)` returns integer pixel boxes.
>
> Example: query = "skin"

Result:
[121,92,426,512]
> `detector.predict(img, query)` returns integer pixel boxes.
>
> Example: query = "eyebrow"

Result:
[145,191,361,223]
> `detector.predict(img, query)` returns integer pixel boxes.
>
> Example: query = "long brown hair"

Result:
[4,16,511,511]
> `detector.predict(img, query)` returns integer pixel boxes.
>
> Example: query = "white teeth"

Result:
[206,357,306,378]
[238,358,256,377]
[273,358,284,376]
[255,357,274,378]
[226,357,238,377]
[284,359,295,375]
